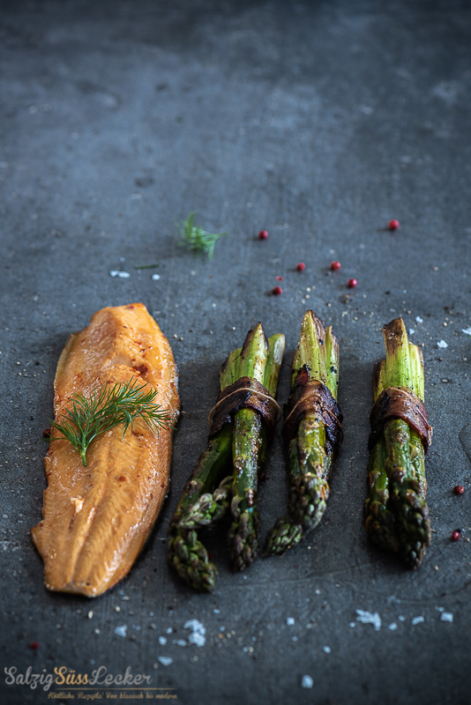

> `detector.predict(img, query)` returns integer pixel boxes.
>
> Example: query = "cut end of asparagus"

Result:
[291,310,339,399]
[292,310,326,386]
[263,518,303,556]
[264,333,285,397]
[382,318,420,394]
[238,322,269,382]
[324,325,340,400]
[167,528,217,593]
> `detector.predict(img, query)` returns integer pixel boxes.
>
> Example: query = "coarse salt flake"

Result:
[441,612,453,623]
[462,327,471,336]
[151,274,161,281]
[388,623,398,631]
[158,637,167,645]
[411,616,424,626]
[158,657,173,666]
[437,340,448,349]
[301,675,313,689]
[356,609,381,631]
[184,619,206,647]
[114,625,127,637]
[415,316,423,324]
[110,270,130,279]
[286,617,295,626]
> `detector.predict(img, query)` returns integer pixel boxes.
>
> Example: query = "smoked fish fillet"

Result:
[31,303,180,597]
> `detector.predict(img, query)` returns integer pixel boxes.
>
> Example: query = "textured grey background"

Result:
[1,1,471,704]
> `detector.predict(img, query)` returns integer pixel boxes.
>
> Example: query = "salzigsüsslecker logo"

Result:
[4,665,178,699]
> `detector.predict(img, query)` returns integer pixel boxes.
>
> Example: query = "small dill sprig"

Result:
[176,212,227,259]
[47,379,172,467]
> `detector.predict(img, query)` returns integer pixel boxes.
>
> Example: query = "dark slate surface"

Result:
[1,1,470,703]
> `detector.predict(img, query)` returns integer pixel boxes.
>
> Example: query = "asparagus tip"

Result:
[167,529,217,593]
[228,509,260,571]
[263,519,303,557]
[391,488,431,569]
[176,476,232,529]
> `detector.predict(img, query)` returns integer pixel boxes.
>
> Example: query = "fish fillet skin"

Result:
[31,303,180,597]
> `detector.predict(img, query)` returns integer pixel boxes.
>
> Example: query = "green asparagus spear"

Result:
[364,359,399,553]
[264,311,341,556]
[364,318,431,569]
[228,327,285,570]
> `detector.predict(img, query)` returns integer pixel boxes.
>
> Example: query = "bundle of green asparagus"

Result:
[264,311,343,556]
[167,323,284,592]
[364,318,432,569]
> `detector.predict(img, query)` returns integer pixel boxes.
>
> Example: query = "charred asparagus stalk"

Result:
[228,327,285,570]
[168,324,284,591]
[264,311,342,556]
[364,318,432,569]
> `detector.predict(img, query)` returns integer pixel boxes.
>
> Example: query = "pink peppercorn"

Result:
[451,530,461,542]
[276,276,283,281]
[330,261,341,271]
[29,642,40,650]
[347,278,357,288]
[272,286,282,296]
[454,485,465,496]
[388,219,400,230]
[258,230,269,240]
[296,263,306,272]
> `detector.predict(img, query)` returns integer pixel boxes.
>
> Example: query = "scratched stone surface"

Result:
[0,1,471,704]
